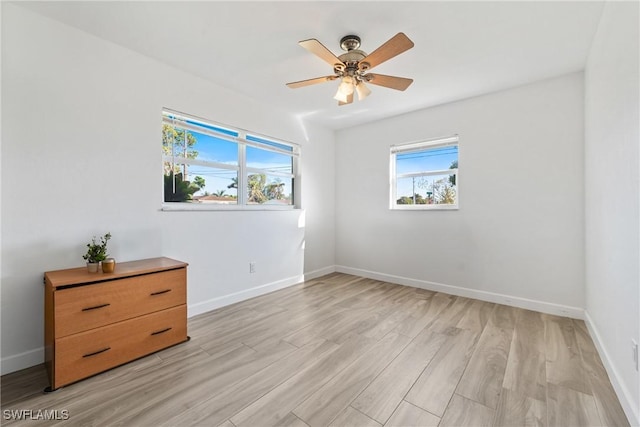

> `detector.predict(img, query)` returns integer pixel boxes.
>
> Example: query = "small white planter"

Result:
[86,262,99,273]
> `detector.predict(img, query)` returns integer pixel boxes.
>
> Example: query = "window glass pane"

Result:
[246,134,293,152]
[189,166,238,203]
[190,131,238,165]
[396,174,457,205]
[246,174,293,205]
[396,176,429,204]
[396,145,458,174]
[163,124,238,165]
[164,164,238,204]
[246,146,293,174]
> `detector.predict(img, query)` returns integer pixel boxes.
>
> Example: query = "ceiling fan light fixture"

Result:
[355,81,371,101]
[337,76,355,96]
[333,87,349,103]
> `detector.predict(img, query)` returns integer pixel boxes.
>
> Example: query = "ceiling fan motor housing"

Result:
[335,35,370,81]
[340,35,361,51]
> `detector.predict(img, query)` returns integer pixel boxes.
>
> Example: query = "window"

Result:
[390,135,459,210]
[162,110,299,209]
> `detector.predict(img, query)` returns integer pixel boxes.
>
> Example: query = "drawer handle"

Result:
[82,347,111,358]
[151,327,172,336]
[150,289,171,296]
[82,303,111,312]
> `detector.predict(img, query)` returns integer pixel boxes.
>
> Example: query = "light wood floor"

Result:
[1,273,630,426]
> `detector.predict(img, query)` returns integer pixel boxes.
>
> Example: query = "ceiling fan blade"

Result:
[299,39,345,68]
[360,32,414,70]
[338,93,354,106]
[286,75,337,89]
[366,74,413,91]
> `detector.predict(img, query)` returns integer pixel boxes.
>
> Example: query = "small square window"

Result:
[390,136,459,210]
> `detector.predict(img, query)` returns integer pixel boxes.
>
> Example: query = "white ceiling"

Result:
[17,1,604,130]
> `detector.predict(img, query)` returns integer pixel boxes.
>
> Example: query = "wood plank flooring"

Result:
[1,273,630,426]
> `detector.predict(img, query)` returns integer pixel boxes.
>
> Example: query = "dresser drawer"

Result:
[54,268,186,337]
[53,304,187,389]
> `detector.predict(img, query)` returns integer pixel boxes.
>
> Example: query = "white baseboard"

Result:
[584,311,640,427]
[1,347,44,375]
[304,265,336,281]
[335,265,584,319]
[187,274,305,318]
[188,266,338,318]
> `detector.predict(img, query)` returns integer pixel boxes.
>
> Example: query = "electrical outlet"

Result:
[632,340,638,371]
[249,262,256,274]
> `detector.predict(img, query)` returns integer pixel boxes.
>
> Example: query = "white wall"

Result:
[584,2,640,424]
[299,121,336,277]
[335,73,585,316]
[0,4,335,374]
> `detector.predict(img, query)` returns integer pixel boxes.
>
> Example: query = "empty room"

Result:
[1,1,638,426]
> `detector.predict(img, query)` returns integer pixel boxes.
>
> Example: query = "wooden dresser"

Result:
[44,257,188,391]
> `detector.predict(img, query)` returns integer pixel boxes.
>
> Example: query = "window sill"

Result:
[161,203,298,212]
[391,204,459,211]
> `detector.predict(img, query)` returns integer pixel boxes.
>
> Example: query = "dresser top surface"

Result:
[44,257,188,288]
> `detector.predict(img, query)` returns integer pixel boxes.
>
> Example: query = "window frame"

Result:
[161,109,300,211]
[390,135,459,210]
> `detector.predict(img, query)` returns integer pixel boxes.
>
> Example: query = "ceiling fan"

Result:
[286,33,415,106]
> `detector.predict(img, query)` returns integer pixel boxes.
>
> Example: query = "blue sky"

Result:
[184,131,293,198]
[396,146,458,199]
[189,131,237,164]
[396,146,458,175]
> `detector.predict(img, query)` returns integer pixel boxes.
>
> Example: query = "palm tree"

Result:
[265,179,285,200]
[248,174,267,203]
[193,176,205,189]
[162,124,198,176]
[226,175,271,203]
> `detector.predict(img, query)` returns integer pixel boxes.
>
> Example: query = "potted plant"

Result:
[82,232,111,273]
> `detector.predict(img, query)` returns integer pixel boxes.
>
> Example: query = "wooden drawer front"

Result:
[54,268,186,337]
[54,305,187,389]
